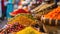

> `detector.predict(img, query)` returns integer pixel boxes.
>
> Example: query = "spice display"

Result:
[1,0,60,34]
[44,7,60,20]
[16,27,41,34]
[8,13,36,26]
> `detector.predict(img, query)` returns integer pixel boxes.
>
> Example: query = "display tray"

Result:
[41,18,60,26]
[45,25,60,34]
[31,3,55,14]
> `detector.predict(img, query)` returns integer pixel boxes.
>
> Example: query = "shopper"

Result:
[1,0,5,20]
[4,0,8,19]
[14,0,20,9]
[54,0,58,7]
[0,0,2,18]
[1,0,8,20]
[6,0,14,20]
[21,0,32,6]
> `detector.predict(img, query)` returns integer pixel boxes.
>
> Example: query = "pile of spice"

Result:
[10,9,29,16]
[7,23,25,33]
[16,27,41,34]
[0,23,25,34]
[8,13,36,26]
[44,7,60,20]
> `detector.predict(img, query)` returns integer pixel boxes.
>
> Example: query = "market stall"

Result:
[0,0,60,34]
